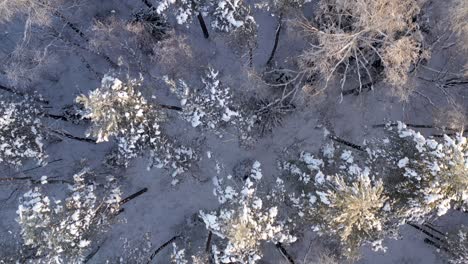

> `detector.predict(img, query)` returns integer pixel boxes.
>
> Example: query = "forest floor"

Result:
[0,0,467,263]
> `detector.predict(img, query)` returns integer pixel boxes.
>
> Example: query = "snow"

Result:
[315,171,325,185]
[348,164,362,175]
[224,186,238,200]
[250,161,263,180]
[425,194,444,204]
[222,107,240,122]
[40,176,48,185]
[340,150,354,163]
[316,191,330,205]
[322,142,335,160]
[309,195,317,205]
[199,212,221,232]
[190,110,204,127]
[301,152,323,170]
[398,157,409,168]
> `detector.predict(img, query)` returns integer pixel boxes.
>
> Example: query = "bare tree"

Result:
[3,40,59,87]
[297,0,427,100]
[434,104,467,134]
[151,31,194,78]
[449,0,468,76]
[450,0,468,51]
[0,0,118,86]
[0,0,57,25]
[89,12,166,71]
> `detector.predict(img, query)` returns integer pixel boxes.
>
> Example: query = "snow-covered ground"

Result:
[0,0,467,263]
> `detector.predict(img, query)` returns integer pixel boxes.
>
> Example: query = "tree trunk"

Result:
[328,134,365,151]
[119,188,148,205]
[197,13,210,38]
[275,243,295,264]
[52,10,89,41]
[37,1,118,68]
[157,104,183,111]
[266,14,283,66]
[147,235,181,263]
[205,231,212,252]
[37,0,89,41]
[49,129,97,144]
[0,84,49,104]
[49,27,118,69]
[141,0,154,8]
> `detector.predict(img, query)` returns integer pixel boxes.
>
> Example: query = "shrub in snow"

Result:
[76,75,196,177]
[200,161,296,263]
[155,0,209,26]
[315,174,388,255]
[211,0,256,33]
[151,30,194,77]
[166,67,254,139]
[282,148,391,257]
[155,0,257,36]
[0,96,47,167]
[76,75,163,144]
[90,14,166,69]
[16,169,121,263]
[380,122,468,221]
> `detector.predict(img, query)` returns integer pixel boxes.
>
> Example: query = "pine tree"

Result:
[200,161,296,263]
[77,75,196,180]
[380,122,468,221]
[17,169,121,263]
